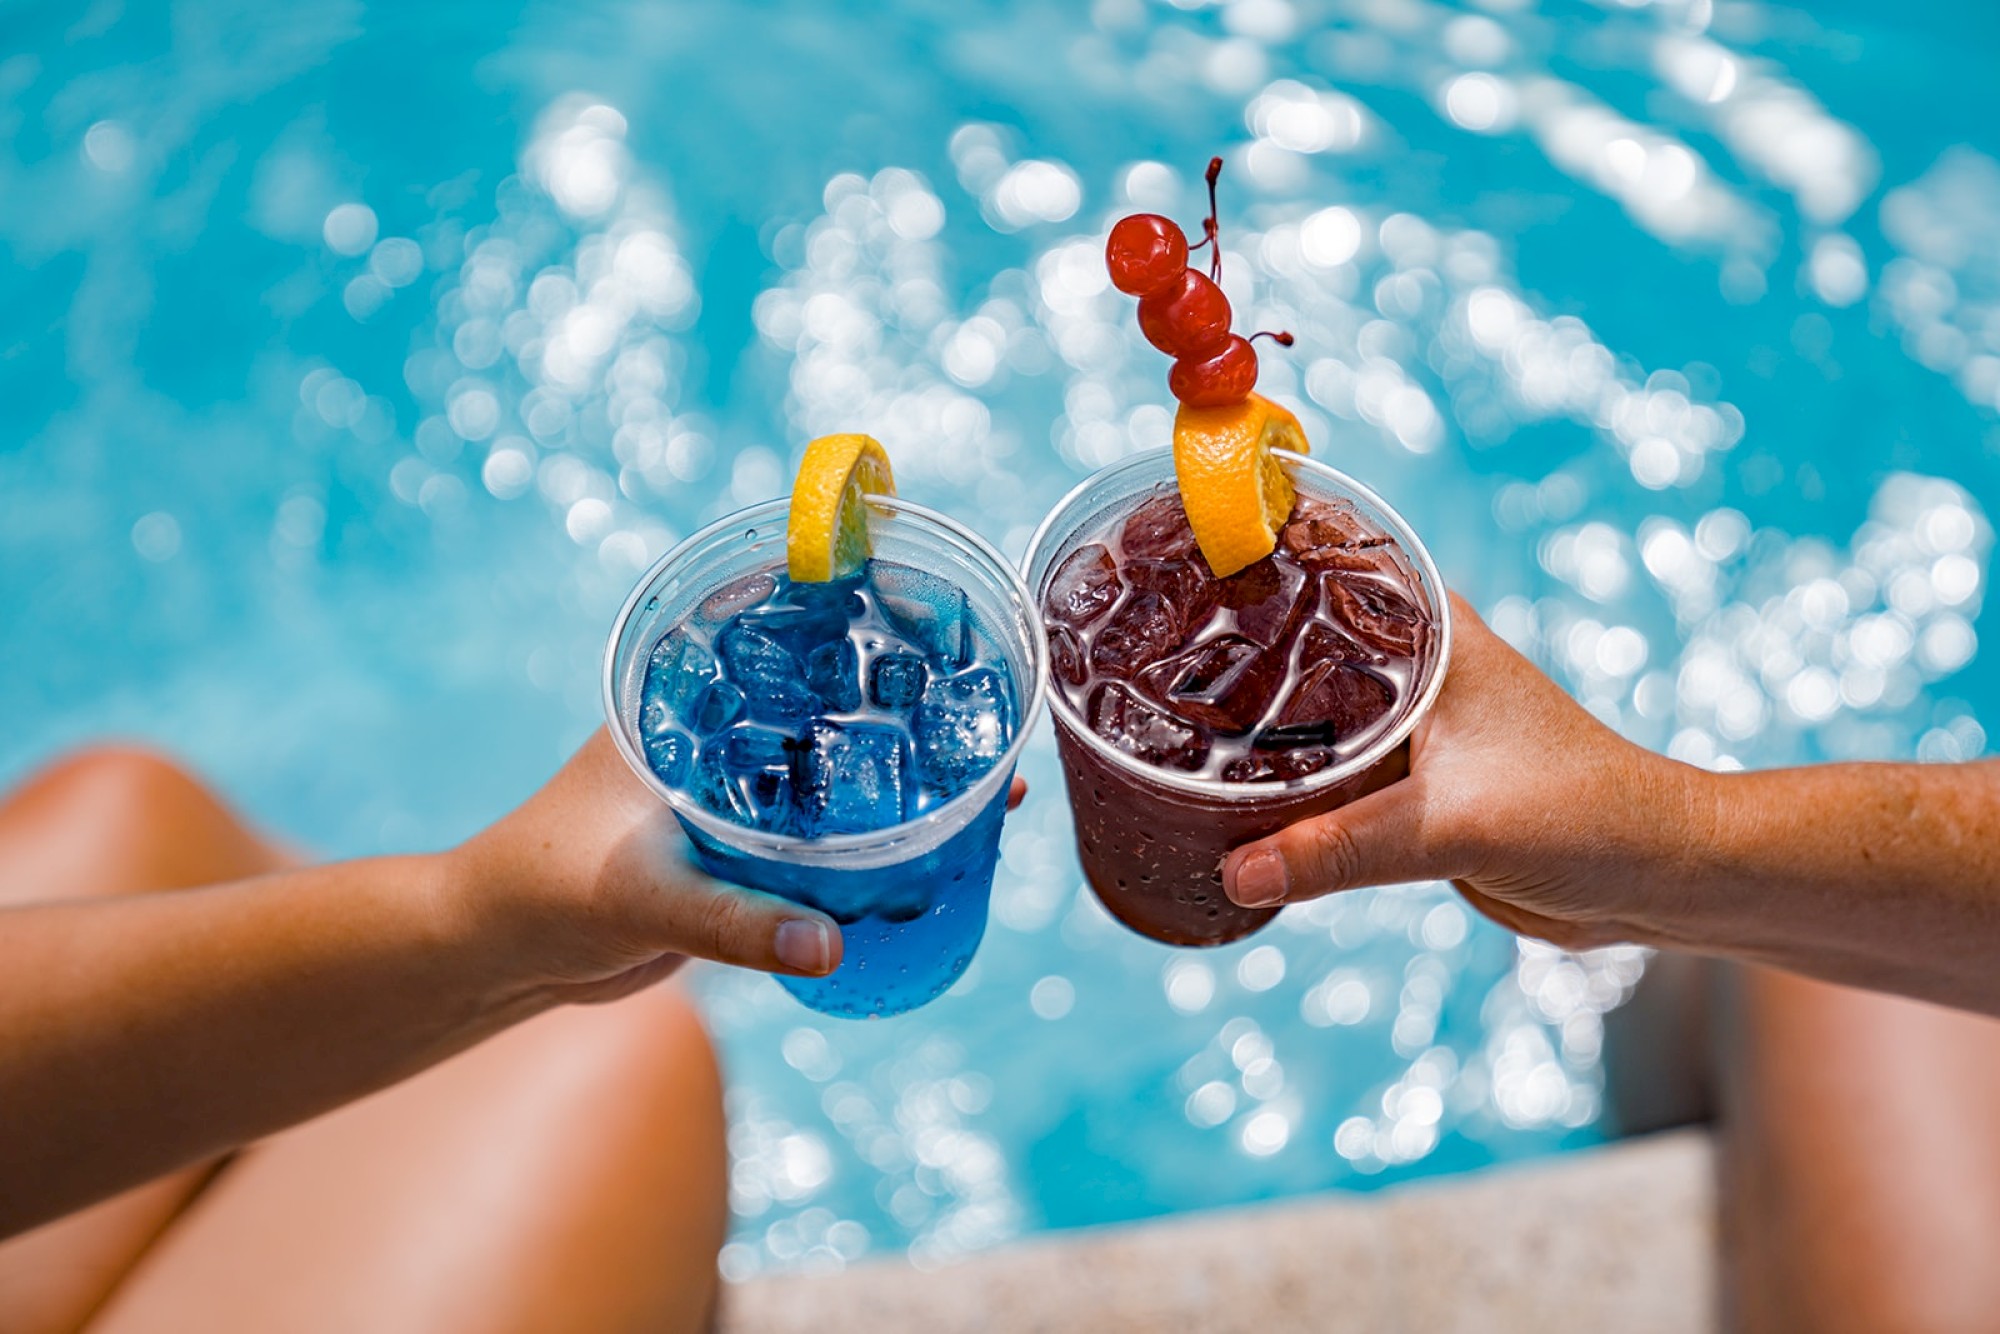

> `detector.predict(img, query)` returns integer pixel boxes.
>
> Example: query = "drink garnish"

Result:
[786,432,896,583]
[1105,157,1307,576]
[1170,393,1310,578]
[1105,157,1295,410]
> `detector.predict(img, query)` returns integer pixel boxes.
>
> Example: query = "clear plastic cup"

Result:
[604,495,1048,1017]
[1023,447,1451,946]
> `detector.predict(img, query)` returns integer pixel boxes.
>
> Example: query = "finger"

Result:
[601,822,845,977]
[1222,777,1451,908]
[651,879,846,978]
[1007,776,1028,811]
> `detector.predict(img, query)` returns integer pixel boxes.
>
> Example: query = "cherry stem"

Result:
[1249,330,1295,348]
[1203,156,1224,282]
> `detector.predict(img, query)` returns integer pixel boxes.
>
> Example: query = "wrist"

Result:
[426,841,566,1016]
[1615,753,1728,951]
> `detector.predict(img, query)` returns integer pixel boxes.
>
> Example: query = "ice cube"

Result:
[692,747,760,827]
[1045,544,1122,628]
[806,639,862,712]
[872,562,976,667]
[1123,557,1221,637]
[1216,557,1308,647]
[791,719,912,836]
[1318,572,1428,660]
[1222,755,1271,782]
[686,681,746,734]
[1295,540,1400,579]
[743,678,818,729]
[1119,492,1201,562]
[695,572,777,629]
[1296,621,1370,668]
[1086,681,1209,771]
[1280,749,1337,778]
[1139,634,1277,735]
[1046,623,1087,687]
[787,572,868,618]
[1122,555,1201,604]
[717,623,800,684]
[1222,747,1334,783]
[1089,591,1182,679]
[737,597,850,661]
[717,622,819,727]
[869,650,928,710]
[709,724,799,831]
[1275,659,1395,741]
[913,666,1015,796]
[1279,495,1371,561]
[745,771,795,829]
[643,728,695,787]
[722,723,793,773]
[644,629,718,722]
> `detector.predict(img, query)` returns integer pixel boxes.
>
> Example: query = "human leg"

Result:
[1718,964,2000,1333]
[0,747,292,1334]
[91,981,728,1334]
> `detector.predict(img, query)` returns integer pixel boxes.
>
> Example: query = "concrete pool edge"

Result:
[721,1129,1717,1333]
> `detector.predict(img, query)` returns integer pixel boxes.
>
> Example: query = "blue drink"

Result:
[604,496,1046,1019]
[644,564,1016,1015]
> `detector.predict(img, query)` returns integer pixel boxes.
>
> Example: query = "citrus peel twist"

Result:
[1171,393,1310,578]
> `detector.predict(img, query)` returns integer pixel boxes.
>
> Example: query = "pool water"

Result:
[5,0,1997,1277]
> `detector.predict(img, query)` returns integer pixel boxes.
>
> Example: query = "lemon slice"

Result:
[1171,393,1310,578]
[787,433,897,583]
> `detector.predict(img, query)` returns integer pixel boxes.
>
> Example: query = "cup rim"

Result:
[602,493,1050,858]
[1022,447,1453,803]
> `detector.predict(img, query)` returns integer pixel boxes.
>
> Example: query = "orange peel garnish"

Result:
[1171,393,1310,577]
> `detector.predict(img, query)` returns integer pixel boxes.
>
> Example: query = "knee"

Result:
[556,985,728,1176]
[14,745,281,892]
[528,982,723,1103]
[521,985,728,1231]
[599,985,725,1107]
[31,746,215,826]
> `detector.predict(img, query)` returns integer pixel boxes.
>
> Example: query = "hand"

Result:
[453,730,1029,1006]
[1221,594,1707,952]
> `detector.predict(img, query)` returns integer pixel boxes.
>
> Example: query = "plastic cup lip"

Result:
[602,492,1050,861]
[1022,446,1453,805]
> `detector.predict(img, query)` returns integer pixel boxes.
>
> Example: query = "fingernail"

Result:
[774,919,833,975]
[1231,849,1289,908]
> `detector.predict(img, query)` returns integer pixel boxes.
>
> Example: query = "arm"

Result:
[0,729,840,1239]
[1221,594,2000,1016]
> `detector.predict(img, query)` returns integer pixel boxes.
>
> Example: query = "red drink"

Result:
[1025,449,1449,946]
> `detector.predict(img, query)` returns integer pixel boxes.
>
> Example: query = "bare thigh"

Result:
[0,747,291,1334]
[90,982,728,1334]
[1718,965,2000,1334]
[0,745,731,1333]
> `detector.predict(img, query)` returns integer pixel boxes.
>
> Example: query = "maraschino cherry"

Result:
[1104,157,1293,409]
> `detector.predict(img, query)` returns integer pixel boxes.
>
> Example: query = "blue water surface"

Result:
[4,0,1998,1276]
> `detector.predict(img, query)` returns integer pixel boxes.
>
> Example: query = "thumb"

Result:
[1222,777,1451,908]
[600,821,845,978]
[651,877,846,979]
